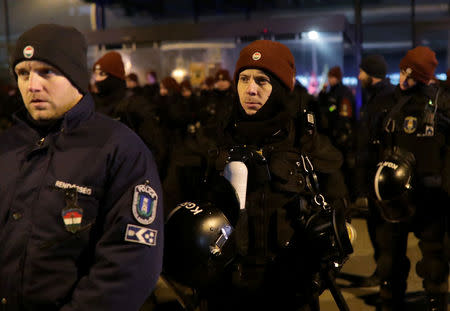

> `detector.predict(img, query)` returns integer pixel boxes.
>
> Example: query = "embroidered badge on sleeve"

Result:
[132,181,158,225]
[125,224,157,246]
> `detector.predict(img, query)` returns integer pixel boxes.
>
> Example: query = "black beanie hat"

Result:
[11,24,88,94]
[360,54,388,79]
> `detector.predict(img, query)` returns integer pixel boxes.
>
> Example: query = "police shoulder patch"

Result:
[125,224,157,246]
[132,183,157,225]
[403,116,417,134]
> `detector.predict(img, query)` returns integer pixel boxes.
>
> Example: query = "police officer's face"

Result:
[237,69,272,115]
[358,69,372,89]
[15,60,82,121]
[160,83,168,96]
[181,87,192,98]
[399,70,416,90]
[214,79,231,91]
[93,68,108,82]
[327,76,339,87]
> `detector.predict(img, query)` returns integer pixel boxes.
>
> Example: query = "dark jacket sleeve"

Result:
[61,131,164,311]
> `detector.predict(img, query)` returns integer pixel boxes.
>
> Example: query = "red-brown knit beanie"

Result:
[204,76,215,88]
[93,51,125,80]
[180,79,192,91]
[328,66,343,80]
[215,69,231,82]
[234,40,296,91]
[161,76,181,94]
[399,46,438,84]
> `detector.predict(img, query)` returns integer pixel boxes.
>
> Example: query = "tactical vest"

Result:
[382,85,449,181]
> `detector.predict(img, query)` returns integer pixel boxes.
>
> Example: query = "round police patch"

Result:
[23,45,34,58]
[132,184,158,225]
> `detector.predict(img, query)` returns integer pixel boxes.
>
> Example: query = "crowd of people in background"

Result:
[1,40,450,310]
[1,49,450,209]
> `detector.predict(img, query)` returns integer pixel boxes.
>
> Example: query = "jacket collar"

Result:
[62,93,95,132]
[13,93,95,134]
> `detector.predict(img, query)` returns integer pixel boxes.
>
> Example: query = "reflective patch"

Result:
[403,116,417,134]
[23,45,34,58]
[125,224,157,246]
[132,184,157,225]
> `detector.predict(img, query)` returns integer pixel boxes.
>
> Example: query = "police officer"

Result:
[0,24,163,310]
[318,66,356,198]
[199,40,348,311]
[353,54,395,287]
[92,51,128,117]
[93,51,166,175]
[375,46,450,311]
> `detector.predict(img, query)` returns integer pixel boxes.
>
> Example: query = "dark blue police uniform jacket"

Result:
[0,94,163,311]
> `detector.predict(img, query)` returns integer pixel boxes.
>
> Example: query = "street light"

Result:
[307,30,319,41]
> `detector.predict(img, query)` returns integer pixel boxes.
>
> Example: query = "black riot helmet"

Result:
[373,147,416,222]
[304,198,354,265]
[163,175,240,289]
[163,201,235,288]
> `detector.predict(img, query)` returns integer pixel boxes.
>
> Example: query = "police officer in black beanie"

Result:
[0,23,163,311]
[352,54,395,287]
[200,40,348,311]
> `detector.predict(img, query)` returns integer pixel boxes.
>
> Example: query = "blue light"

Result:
[296,72,448,94]
[436,73,447,81]
[342,77,358,86]
[387,73,400,85]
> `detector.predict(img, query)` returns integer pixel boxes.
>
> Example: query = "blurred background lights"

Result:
[307,30,319,41]
[171,68,187,82]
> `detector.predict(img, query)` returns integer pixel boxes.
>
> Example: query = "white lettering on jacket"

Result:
[55,180,93,195]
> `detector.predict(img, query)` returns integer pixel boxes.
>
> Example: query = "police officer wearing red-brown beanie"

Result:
[186,40,350,311]
[92,51,127,117]
[373,46,450,311]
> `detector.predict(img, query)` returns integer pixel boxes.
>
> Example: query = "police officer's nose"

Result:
[246,78,258,95]
[28,71,43,92]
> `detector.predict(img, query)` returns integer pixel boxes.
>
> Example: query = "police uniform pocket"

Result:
[269,151,307,194]
[40,187,100,250]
